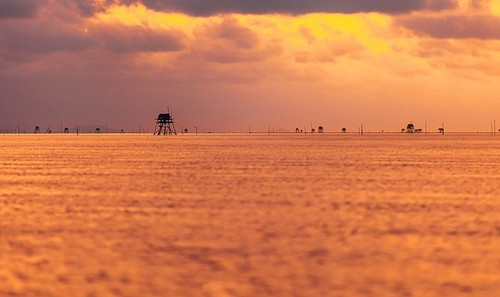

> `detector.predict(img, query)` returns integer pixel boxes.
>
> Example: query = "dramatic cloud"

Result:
[0,0,47,19]
[184,17,274,64]
[136,0,458,16]
[68,0,457,16]
[71,0,120,16]
[96,25,185,54]
[398,14,500,39]
[0,18,183,59]
[0,23,93,55]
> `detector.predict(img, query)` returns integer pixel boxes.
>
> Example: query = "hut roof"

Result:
[157,113,172,121]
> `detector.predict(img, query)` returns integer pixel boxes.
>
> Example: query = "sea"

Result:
[1,134,499,297]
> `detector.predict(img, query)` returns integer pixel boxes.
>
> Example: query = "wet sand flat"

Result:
[1,134,499,297]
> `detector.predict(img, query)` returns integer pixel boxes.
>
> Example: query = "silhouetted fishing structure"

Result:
[406,123,414,133]
[154,113,177,135]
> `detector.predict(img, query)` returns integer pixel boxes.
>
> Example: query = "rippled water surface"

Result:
[1,134,499,297]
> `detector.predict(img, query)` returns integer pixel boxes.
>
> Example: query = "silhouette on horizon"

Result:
[154,113,177,135]
[406,123,414,133]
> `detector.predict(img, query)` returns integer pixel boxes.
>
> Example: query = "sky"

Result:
[1,0,500,132]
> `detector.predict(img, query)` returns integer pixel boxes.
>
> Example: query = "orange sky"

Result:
[1,0,499,132]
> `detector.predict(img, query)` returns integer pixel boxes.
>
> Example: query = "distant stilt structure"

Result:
[154,113,177,135]
[406,123,414,133]
[34,126,40,133]
[64,127,69,133]
[318,126,324,133]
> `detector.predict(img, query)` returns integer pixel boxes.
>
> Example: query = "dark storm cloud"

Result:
[73,0,111,16]
[68,0,458,16]
[136,0,457,15]
[399,14,500,39]
[70,0,128,16]
[0,0,47,19]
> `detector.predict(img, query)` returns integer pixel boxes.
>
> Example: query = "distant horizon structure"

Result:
[406,123,414,133]
[154,113,177,135]
[34,126,40,133]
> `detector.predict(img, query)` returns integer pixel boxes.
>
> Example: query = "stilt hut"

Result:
[406,123,414,133]
[154,113,177,135]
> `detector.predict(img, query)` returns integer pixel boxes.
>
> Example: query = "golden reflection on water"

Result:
[1,134,499,297]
